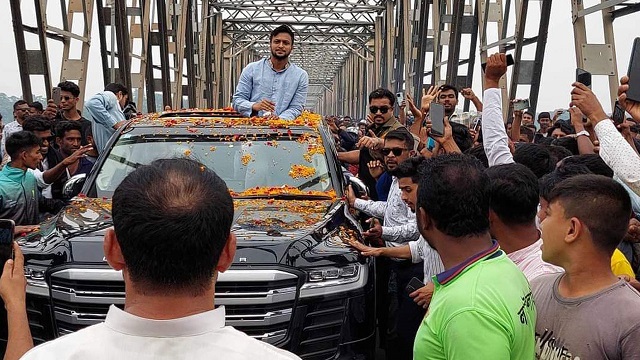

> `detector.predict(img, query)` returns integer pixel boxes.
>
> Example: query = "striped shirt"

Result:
[409,236,445,284]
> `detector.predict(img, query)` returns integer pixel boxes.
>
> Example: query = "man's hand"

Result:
[624,218,640,243]
[14,226,39,237]
[61,145,93,167]
[327,117,339,134]
[461,88,477,100]
[410,282,435,309]
[399,99,407,109]
[570,82,608,124]
[513,109,523,119]
[368,160,384,179]
[363,218,383,240]
[356,130,383,150]
[346,185,357,207]
[42,100,58,120]
[484,53,508,86]
[618,76,640,121]
[251,99,276,113]
[0,242,27,312]
[569,106,586,131]
[434,116,453,145]
[421,86,439,112]
[347,239,384,257]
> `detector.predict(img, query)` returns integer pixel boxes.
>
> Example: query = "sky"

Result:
[0,0,637,114]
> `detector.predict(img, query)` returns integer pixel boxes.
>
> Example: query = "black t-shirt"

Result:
[55,112,92,146]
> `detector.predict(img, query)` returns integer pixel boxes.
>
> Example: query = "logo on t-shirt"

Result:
[536,329,580,360]
[518,291,534,325]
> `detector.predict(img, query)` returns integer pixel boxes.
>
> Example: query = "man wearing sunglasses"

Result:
[347,127,420,360]
[22,116,63,199]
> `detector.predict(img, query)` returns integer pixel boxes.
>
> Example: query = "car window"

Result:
[94,134,332,198]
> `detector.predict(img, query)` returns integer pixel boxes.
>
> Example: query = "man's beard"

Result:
[271,50,289,61]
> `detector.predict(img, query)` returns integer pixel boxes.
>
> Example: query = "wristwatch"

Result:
[576,130,590,137]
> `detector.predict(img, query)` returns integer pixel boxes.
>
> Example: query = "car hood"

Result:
[19,197,361,269]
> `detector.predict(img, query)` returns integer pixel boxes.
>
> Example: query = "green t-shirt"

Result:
[413,241,536,360]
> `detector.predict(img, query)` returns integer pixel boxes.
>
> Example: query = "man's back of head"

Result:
[514,143,554,178]
[111,158,234,296]
[417,153,490,238]
[485,163,539,226]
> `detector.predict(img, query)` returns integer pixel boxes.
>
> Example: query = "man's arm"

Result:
[337,150,360,164]
[510,109,522,143]
[482,53,514,166]
[232,64,257,117]
[569,107,595,154]
[382,221,420,244]
[41,145,93,184]
[83,93,120,130]
[348,239,412,259]
[279,70,309,120]
[353,198,387,219]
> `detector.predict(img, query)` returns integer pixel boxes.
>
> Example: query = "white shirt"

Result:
[482,88,514,166]
[354,176,420,247]
[21,305,301,360]
[408,236,445,284]
[1,120,23,159]
[594,119,640,196]
[507,239,563,281]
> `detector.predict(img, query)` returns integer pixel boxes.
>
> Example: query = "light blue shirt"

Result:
[232,58,309,120]
[83,91,126,153]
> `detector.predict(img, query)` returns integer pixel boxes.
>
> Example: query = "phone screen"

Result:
[430,103,445,137]
[613,101,626,125]
[513,99,530,111]
[627,37,640,103]
[426,137,437,151]
[396,92,404,104]
[576,68,592,89]
[405,277,425,294]
[0,220,15,272]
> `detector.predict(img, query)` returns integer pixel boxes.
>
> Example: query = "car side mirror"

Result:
[63,173,87,200]
[347,176,369,198]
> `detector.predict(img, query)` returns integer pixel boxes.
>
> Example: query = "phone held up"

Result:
[52,87,62,106]
[576,68,592,89]
[0,219,15,275]
[429,103,445,137]
[613,101,626,125]
[481,54,514,71]
[627,37,640,103]
[513,99,530,111]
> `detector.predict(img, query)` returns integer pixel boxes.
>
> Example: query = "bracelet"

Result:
[576,130,590,138]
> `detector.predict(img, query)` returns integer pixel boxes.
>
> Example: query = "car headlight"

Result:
[24,265,49,297]
[300,263,368,298]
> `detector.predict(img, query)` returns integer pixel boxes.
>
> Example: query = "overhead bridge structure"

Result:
[9,0,640,119]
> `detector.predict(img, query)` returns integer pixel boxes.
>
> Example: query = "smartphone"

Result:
[396,92,404,104]
[426,137,437,152]
[481,54,515,71]
[627,37,640,103]
[613,101,626,125]
[576,68,592,89]
[406,277,425,294]
[513,99,530,111]
[52,87,62,105]
[0,219,15,274]
[472,117,482,131]
[430,103,445,137]
[557,110,571,122]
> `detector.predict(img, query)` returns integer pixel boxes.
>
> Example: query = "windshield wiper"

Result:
[233,193,334,200]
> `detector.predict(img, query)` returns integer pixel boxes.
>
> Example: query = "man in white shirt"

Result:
[21,158,299,360]
[481,53,561,280]
[1,100,31,158]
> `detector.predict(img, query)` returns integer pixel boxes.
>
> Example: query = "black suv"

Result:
[4,110,376,360]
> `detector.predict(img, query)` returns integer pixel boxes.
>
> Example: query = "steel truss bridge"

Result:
[9,0,640,119]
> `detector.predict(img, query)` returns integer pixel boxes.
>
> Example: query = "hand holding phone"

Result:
[576,68,592,89]
[481,53,514,71]
[0,220,15,275]
[406,277,425,294]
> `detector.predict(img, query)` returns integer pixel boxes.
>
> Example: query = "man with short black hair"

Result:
[413,153,536,359]
[232,24,308,120]
[532,175,640,358]
[83,83,128,153]
[22,116,62,198]
[28,102,43,115]
[21,158,300,360]
[522,111,534,126]
[437,84,460,120]
[0,131,42,225]
[50,121,94,199]
[54,81,92,145]
[537,112,552,136]
[1,100,31,158]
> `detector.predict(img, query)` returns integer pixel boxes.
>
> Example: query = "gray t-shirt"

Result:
[531,273,640,360]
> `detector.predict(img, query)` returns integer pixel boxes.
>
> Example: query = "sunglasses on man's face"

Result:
[381,147,407,156]
[369,106,391,114]
[61,96,74,101]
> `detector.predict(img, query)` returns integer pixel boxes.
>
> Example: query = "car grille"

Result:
[297,298,346,360]
[49,268,299,344]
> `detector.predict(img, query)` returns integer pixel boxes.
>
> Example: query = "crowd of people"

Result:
[0,22,639,360]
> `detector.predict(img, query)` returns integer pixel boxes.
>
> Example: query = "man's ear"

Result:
[216,233,237,273]
[103,228,125,271]
[56,137,62,148]
[565,217,583,245]
[417,207,432,233]
[488,209,499,226]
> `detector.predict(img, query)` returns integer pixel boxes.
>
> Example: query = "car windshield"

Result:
[93,132,333,198]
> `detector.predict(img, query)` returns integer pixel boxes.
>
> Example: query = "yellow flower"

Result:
[289,164,316,179]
